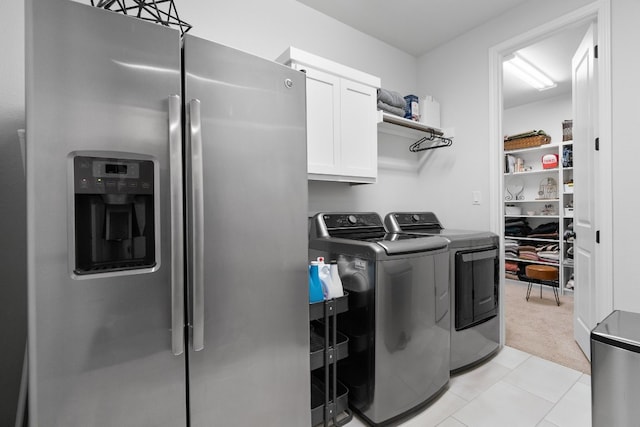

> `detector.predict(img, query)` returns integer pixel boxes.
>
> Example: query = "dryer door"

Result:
[455,247,499,330]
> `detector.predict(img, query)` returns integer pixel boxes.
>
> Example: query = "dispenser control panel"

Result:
[73,154,156,275]
[74,156,153,195]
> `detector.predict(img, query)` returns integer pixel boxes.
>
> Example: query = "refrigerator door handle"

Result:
[169,94,185,356]
[189,98,205,351]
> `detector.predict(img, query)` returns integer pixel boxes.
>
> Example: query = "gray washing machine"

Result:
[385,212,500,373]
[309,212,450,426]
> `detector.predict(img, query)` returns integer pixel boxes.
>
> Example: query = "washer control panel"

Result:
[322,213,383,230]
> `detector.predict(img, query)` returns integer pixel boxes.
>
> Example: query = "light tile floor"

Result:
[344,346,591,427]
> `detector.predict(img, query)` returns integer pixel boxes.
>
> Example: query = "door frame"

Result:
[488,0,613,346]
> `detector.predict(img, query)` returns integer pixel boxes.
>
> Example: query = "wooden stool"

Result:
[524,265,560,306]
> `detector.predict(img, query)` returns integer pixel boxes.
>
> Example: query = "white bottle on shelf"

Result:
[329,260,344,298]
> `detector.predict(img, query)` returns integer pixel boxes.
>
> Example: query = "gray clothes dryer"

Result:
[309,213,450,426]
[385,212,500,373]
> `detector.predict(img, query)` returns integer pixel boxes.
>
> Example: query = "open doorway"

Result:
[501,24,590,374]
[488,1,614,374]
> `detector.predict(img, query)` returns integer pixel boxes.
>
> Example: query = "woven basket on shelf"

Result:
[504,134,551,151]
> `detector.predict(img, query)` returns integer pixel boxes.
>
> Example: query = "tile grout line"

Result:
[515,365,586,426]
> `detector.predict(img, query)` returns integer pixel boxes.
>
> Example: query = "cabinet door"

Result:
[304,67,341,175]
[340,78,378,180]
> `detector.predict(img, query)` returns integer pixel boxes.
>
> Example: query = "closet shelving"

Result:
[561,140,575,292]
[504,139,575,295]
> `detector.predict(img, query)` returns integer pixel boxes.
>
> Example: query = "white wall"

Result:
[308,131,427,216]
[173,0,424,218]
[179,0,418,96]
[610,0,640,310]
[416,0,594,232]
[503,95,572,142]
[417,0,640,313]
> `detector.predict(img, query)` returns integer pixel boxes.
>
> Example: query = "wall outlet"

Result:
[472,191,481,205]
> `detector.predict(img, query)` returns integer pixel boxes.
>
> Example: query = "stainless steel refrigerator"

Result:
[25,0,310,425]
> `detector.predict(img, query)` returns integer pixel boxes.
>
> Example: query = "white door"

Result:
[572,23,597,359]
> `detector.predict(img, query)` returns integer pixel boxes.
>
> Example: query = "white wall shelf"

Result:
[377,111,452,152]
[504,168,559,176]
[376,111,453,173]
[506,236,560,243]
[377,111,443,138]
[504,199,559,203]
[504,142,561,155]
[505,257,559,267]
[505,214,560,219]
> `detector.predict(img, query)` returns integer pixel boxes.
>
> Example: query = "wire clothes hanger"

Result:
[409,131,453,152]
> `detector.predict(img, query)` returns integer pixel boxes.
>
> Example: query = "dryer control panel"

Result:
[387,212,442,228]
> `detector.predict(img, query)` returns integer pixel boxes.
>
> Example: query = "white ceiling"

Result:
[296,0,531,56]
[502,23,589,108]
[296,0,589,108]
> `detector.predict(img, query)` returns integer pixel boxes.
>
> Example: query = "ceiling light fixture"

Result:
[504,53,556,91]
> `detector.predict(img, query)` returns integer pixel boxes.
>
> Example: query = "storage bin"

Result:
[310,376,349,426]
[505,205,522,215]
[504,134,551,151]
[309,324,349,370]
[404,94,419,121]
[563,120,573,141]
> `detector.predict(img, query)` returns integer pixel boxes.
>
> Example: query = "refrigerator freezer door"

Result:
[183,35,311,426]
[26,1,186,425]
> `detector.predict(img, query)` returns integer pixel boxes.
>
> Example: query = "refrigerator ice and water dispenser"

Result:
[73,155,156,274]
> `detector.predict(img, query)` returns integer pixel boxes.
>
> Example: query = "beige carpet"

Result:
[505,280,591,374]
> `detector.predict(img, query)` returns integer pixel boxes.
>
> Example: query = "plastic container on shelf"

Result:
[505,205,522,215]
[542,153,559,169]
[308,261,324,303]
[329,261,345,298]
[317,260,333,300]
[404,94,419,121]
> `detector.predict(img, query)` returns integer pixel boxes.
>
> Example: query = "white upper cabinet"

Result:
[278,47,380,183]
[303,67,341,176]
